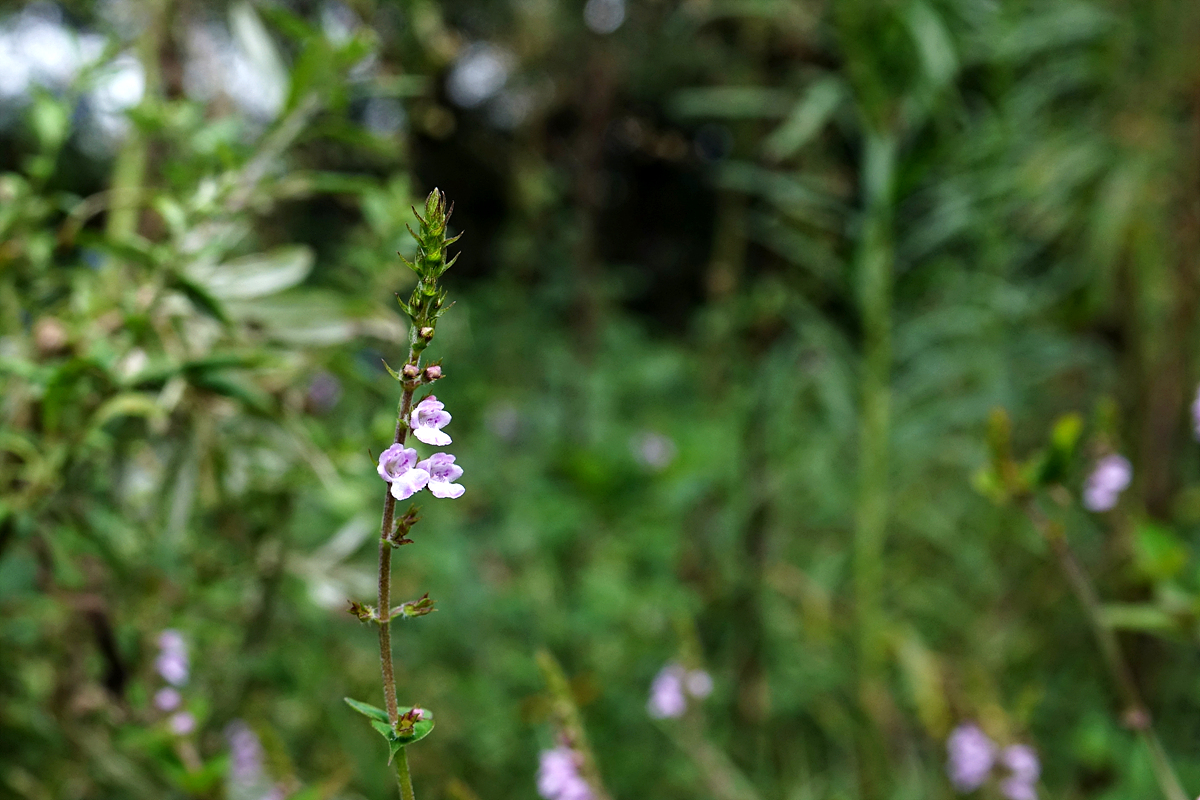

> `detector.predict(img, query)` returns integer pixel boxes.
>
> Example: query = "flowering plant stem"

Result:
[1021,498,1187,800]
[364,189,459,799]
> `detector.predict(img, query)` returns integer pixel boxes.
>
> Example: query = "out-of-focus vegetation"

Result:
[3,0,1200,798]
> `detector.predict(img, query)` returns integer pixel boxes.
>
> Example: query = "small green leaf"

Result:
[344,697,390,722]
[382,360,401,381]
[369,720,405,762]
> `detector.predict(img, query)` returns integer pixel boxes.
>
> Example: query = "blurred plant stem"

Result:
[852,129,896,710]
[105,0,166,245]
[1020,497,1187,800]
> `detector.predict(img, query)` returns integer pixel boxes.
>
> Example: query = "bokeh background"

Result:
[3,0,1200,798]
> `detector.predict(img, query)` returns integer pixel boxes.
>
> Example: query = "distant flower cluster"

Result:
[537,745,592,800]
[377,396,464,500]
[946,723,1040,800]
[647,662,713,719]
[1083,454,1132,512]
[153,630,195,736]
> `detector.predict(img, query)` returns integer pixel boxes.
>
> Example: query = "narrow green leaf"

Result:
[344,697,390,722]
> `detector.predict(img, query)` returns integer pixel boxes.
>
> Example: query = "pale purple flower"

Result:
[1083,454,1132,512]
[647,664,687,719]
[169,711,196,736]
[154,687,181,711]
[686,670,713,699]
[999,745,1040,800]
[377,444,430,500]
[410,395,452,446]
[156,651,188,685]
[155,632,189,686]
[537,746,592,800]
[947,723,996,792]
[417,453,464,499]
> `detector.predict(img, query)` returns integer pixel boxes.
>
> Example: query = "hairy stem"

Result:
[1023,499,1187,800]
[395,746,416,800]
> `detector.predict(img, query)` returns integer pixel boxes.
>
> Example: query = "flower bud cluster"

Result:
[395,189,460,355]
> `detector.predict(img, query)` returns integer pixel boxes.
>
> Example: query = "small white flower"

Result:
[377,444,430,500]
[417,453,464,499]
[410,396,452,446]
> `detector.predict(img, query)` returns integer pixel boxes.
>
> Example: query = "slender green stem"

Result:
[1023,500,1187,800]
[395,746,416,800]
[852,130,896,681]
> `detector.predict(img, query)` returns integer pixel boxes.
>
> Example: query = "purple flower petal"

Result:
[416,453,464,499]
[647,663,687,719]
[389,468,430,500]
[1083,454,1131,512]
[410,396,453,446]
[377,444,418,482]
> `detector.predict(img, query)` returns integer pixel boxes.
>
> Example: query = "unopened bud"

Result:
[419,326,434,340]
[401,363,420,379]
[386,593,436,621]
[347,600,377,622]
[423,365,443,381]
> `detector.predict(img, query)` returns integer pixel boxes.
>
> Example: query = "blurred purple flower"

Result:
[410,395,452,446]
[169,711,196,736]
[946,723,996,792]
[227,720,266,787]
[417,453,465,499]
[155,630,189,686]
[999,745,1040,800]
[1083,454,1132,512]
[537,746,592,800]
[377,444,430,500]
[154,687,181,711]
[647,664,687,719]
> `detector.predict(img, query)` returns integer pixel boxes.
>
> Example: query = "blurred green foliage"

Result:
[3,0,1200,799]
